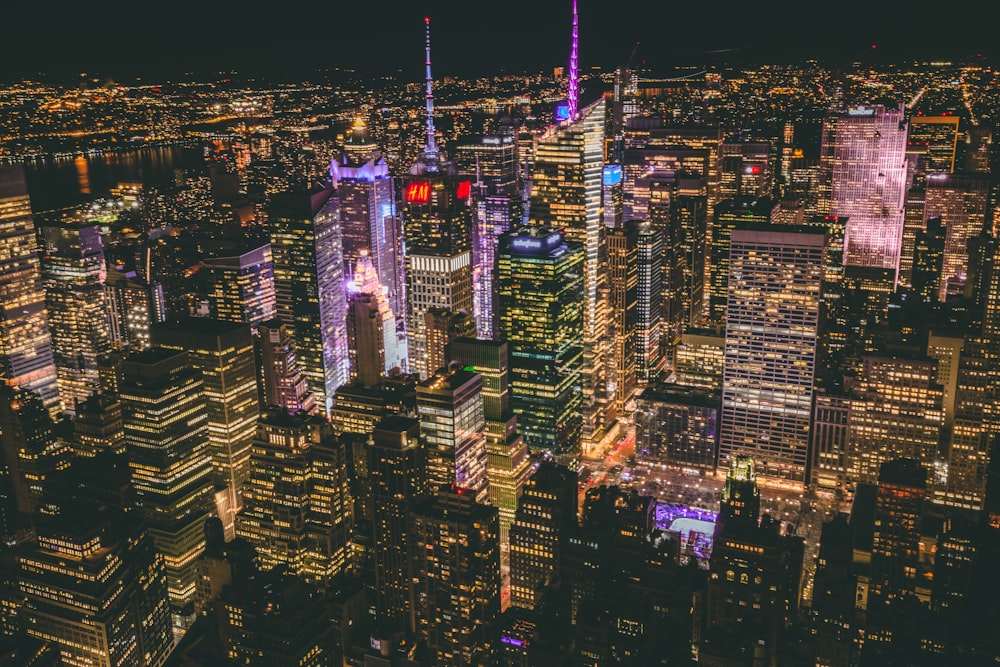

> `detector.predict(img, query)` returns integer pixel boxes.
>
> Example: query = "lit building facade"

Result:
[606,222,639,412]
[719,225,823,482]
[824,104,908,278]
[257,319,316,415]
[0,166,59,413]
[202,243,276,329]
[635,384,720,471]
[923,172,989,301]
[119,348,213,628]
[40,222,111,414]
[633,220,663,384]
[497,227,584,453]
[236,409,353,584]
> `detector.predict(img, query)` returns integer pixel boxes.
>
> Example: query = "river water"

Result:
[20,145,198,212]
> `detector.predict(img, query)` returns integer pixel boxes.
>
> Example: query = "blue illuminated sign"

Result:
[554,103,571,122]
[603,164,623,186]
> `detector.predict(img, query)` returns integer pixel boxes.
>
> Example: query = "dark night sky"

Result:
[1,0,996,81]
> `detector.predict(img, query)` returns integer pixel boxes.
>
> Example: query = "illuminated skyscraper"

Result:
[151,318,260,537]
[119,348,213,627]
[268,186,348,412]
[257,319,316,415]
[40,222,111,415]
[497,227,584,453]
[346,253,402,385]
[633,220,663,384]
[16,499,173,667]
[447,338,530,546]
[332,120,404,318]
[72,392,125,457]
[409,485,501,666]
[368,416,427,632]
[202,243,276,328]
[529,98,611,450]
[606,222,638,412]
[424,307,475,377]
[635,384,719,471]
[845,354,943,488]
[104,265,153,352]
[417,367,489,504]
[908,115,960,173]
[710,197,780,323]
[508,461,577,611]
[923,172,989,301]
[719,225,823,482]
[0,166,59,413]
[236,408,353,584]
[824,104,908,278]
[402,18,474,379]
[455,134,521,339]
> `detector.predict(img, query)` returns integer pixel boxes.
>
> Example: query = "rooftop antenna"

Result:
[423,17,439,167]
[567,0,579,121]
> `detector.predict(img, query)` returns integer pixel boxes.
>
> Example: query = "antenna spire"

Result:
[423,17,439,164]
[567,0,579,121]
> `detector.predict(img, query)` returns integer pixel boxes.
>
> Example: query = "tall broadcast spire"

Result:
[423,16,439,167]
[567,0,580,121]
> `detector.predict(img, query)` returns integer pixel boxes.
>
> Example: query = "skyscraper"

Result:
[236,408,353,584]
[409,485,501,666]
[346,252,402,385]
[719,225,824,482]
[202,243,276,328]
[0,165,59,413]
[368,416,427,633]
[152,318,259,538]
[633,220,663,384]
[923,172,989,301]
[447,338,530,546]
[455,134,522,340]
[416,367,489,504]
[824,104,908,278]
[908,115,960,173]
[332,119,404,318]
[257,319,316,415]
[497,227,584,453]
[103,265,153,352]
[119,348,213,627]
[268,186,348,412]
[402,18,474,379]
[72,392,126,457]
[606,222,638,412]
[528,98,611,450]
[40,222,111,414]
[710,196,780,323]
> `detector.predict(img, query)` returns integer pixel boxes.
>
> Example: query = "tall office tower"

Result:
[0,166,59,413]
[268,185,348,413]
[424,307,475,376]
[72,392,125,456]
[104,266,153,352]
[674,328,726,390]
[236,408,353,584]
[709,196,780,323]
[719,225,823,482]
[602,164,624,229]
[346,253,402,385]
[720,139,773,200]
[416,367,489,504]
[409,485,501,666]
[845,354,943,488]
[635,384,720,470]
[455,134,522,339]
[868,459,926,619]
[606,222,638,412]
[403,19,474,379]
[497,228,584,453]
[824,104,908,277]
[202,243,276,328]
[912,217,947,301]
[39,222,111,414]
[924,172,989,300]
[611,63,639,164]
[119,348,213,627]
[0,386,71,515]
[633,220,663,384]
[368,417,427,633]
[899,187,926,287]
[810,391,851,494]
[963,126,992,173]
[16,504,173,667]
[926,330,963,433]
[508,462,577,611]
[529,99,612,450]
[332,120,404,318]
[621,148,712,223]
[448,338,530,547]
[257,319,316,415]
[697,461,803,666]
[908,115,960,173]
[152,318,259,536]
[812,515,858,667]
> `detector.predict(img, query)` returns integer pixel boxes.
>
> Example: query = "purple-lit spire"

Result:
[567,0,579,121]
[423,17,439,166]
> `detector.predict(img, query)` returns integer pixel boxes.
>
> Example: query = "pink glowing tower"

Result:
[567,0,580,121]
